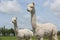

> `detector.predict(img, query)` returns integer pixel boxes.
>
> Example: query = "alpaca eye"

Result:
[30,7,33,8]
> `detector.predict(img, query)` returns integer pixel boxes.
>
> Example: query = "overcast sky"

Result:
[0,0,60,31]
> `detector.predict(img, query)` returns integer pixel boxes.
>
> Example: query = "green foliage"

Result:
[58,31,60,35]
[0,27,15,36]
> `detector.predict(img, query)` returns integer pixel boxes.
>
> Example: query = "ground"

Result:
[0,35,60,40]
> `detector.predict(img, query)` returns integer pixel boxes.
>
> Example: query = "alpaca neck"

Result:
[13,22,18,36]
[31,8,36,33]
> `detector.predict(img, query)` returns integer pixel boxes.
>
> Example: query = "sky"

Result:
[0,0,60,31]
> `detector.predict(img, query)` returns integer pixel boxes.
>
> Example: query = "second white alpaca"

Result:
[27,2,58,40]
[12,17,33,40]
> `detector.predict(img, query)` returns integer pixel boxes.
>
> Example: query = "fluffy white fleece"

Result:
[12,17,33,40]
[27,2,58,40]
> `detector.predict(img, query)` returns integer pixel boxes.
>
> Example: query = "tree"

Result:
[57,31,60,35]
[9,28,15,36]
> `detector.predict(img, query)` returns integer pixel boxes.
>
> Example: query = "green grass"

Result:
[58,35,60,40]
[0,36,60,40]
[0,36,17,40]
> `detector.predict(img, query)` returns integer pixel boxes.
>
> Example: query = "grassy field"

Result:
[0,36,60,40]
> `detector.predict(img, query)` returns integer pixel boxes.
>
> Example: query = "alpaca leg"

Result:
[52,34,58,40]
[25,38,28,40]
[16,37,18,40]
[26,38,32,40]
[17,38,24,40]
[37,37,43,40]
[36,38,39,40]
[48,36,52,40]
[29,38,32,40]
[48,37,52,40]
[17,38,21,40]
[35,37,38,40]
[40,37,43,40]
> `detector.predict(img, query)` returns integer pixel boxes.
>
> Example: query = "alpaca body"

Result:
[12,17,33,40]
[17,29,33,39]
[35,23,57,38]
[27,2,58,40]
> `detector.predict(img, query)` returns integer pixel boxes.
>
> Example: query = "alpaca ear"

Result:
[32,2,35,5]
[16,17,17,20]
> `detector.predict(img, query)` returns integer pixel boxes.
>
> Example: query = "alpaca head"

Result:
[27,2,35,13]
[12,17,17,24]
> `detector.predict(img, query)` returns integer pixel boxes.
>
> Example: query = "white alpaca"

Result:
[27,2,58,40]
[12,17,33,40]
